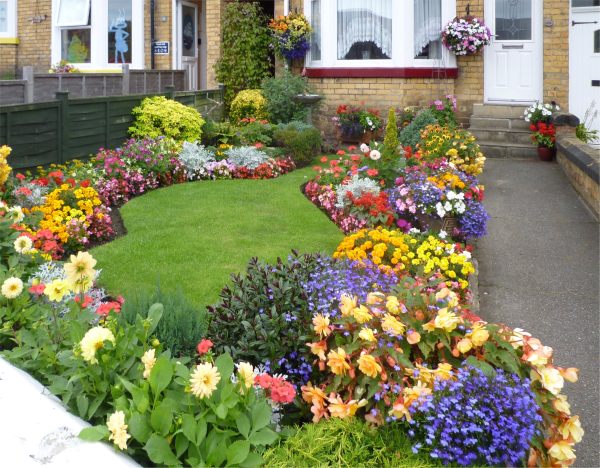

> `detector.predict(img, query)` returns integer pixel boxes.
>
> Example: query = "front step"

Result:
[468,104,535,158]
[478,141,539,159]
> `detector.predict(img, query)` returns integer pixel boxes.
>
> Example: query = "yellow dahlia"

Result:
[190,362,221,399]
[64,251,97,282]
[14,236,33,254]
[80,326,115,364]
[141,348,156,379]
[237,362,254,390]
[106,410,131,450]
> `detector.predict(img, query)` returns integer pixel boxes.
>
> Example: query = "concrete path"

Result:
[477,158,599,467]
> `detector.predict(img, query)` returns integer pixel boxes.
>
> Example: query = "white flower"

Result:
[408,228,421,234]
[436,202,446,218]
[360,143,370,154]
[1,277,23,299]
[80,326,115,364]
[462,250,472,260]
[14,236,33,254]
[6,206,24,223]
[446,191,456,200]
[556,105,560,111]
[369,150,381,161]
[444,201,452,211]
[439,230,448,239]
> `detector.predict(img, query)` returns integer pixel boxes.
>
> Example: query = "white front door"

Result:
[177,1,198,90]
[484,0,543,103]
[570,4,600,136]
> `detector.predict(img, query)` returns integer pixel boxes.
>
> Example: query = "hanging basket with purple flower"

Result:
[269,13,312,61]
[441,16,492,56]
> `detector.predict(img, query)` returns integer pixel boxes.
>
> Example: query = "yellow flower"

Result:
[14,236,33,254]
[553,394,571,415]
[537,366,565,395]
[457,338,473,354]
[434,363,453,380]
[548,440,576,462]
[67,273,93,294]
[433,308,460,333]
[45,279,70,302]
[237,362,255,390]
[339,293,357,316]
[301,382,326,406]
[358,327,377,342]
[80,326,115,364]
[190,362,221,399]
[358,353,382,378]
[382,313,405,336]
[403,381,432,408]
[312,313,331,337]
[467,323,489,346]
[308,341,327,360]
[385,295,401,314]
[141,348,156,379]
[406,329,421,345]
[352,305,373,324]
[64,251,97,282]
[366,292,384,305]
[559,416,584,443]
[1,277,23,299]
[327,394,367,419]
[327,347,350,375]
[107,410,131,451]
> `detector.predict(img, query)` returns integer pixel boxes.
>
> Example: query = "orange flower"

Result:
[307,341,327,360]
[327,347,351,375]
[301,382,327,406]
[327,394,367,419]
[357,353,382,378]
[312,313,331,337]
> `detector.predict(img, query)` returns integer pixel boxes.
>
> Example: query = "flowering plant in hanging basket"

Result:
[269,13,312,61]
[441,16,492,56]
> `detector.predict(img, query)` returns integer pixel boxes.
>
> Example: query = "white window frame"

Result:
[0,0,17,38]
[56,0,91,27]
[51,0,145,70]
[305,0,457,69]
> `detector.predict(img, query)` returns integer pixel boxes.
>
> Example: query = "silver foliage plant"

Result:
[225,146,271,170]
[335,174,381,209]
[178,142,216,180]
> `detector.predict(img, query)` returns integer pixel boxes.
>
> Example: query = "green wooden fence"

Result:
[0,87,224,169]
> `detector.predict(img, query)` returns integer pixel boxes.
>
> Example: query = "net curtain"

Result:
[337,0,393,59]
[414,0,442,57]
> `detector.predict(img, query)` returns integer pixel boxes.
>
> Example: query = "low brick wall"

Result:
[556,133,599,219]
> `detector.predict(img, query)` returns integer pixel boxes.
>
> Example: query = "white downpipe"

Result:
[284,0,289,15]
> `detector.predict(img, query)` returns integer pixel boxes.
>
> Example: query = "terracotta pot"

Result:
[336,128,381,145]
[537,146,556,162]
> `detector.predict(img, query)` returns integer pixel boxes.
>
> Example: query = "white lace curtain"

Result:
[337,0,393,60]
[414,0,442,58]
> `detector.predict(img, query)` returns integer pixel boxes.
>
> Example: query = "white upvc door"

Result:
[484,0,543,103]
[569,5,600,138]
[176,1,198,90]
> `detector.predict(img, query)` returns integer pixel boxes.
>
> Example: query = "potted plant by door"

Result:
[530,122,557,161]
[332,105,383,144]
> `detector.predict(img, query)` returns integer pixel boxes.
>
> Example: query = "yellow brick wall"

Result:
[0,44,18,78]
[543,0,569,109]
[144,0,175,70]
[15,0,52,73]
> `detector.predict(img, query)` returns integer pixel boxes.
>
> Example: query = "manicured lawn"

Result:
[91,166,343,308]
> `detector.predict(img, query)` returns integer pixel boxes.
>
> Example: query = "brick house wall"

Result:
[144,0,174,70]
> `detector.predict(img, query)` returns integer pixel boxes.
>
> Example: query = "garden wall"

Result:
[556,127,600,219]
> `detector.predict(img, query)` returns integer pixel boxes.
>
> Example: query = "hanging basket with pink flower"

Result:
[441,16,492,56]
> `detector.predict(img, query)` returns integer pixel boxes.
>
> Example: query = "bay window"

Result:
[306,0,456,70]
[51,0,143,70]
[0,0,16,38]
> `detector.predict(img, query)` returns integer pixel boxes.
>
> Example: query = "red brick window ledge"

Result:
[304,67,458,79]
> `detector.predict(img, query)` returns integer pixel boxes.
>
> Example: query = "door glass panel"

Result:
[572,0,600,7]
[108,0,132,64]
[495,0,532,41]
[182,5,196,57]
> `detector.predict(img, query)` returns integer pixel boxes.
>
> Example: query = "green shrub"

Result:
[263,418,440,468]
[215,1,272,110]
[201,120,239,146]
[230,89,268,123]
[206,252,325,382]
[235,121,274,146]
[261,70,310,124]
[399,108,438,150]
[119,286,207,358]
[129,96,205,142]
[273,121,322,167]
[383,107,400,159]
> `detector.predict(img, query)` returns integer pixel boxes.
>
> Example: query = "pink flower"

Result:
[28,283,46,296]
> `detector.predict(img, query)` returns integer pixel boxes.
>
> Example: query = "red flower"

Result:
[348,145,357,151]
[350,154,361,162]
[74,295,93,308]
[80,179,90,188]
[529,124,537,132]
[96,301,121,316]
[16,173,25,181]
[254,373,273,389]
[336,150,346,156]
[36,177,49,186]
[254,142,264,148]
[197,339,213,354]
[28,283,46,296]
[366,168,378,177]
[320,156,328,163]
[269,378,296,404]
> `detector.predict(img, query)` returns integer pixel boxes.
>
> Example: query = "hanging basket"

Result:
[441,16,492,56]
[416,213,459,235]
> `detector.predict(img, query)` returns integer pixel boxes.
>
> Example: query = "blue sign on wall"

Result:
[153,41,170,55]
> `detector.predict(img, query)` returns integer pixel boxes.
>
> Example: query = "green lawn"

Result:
[91,166,343,308]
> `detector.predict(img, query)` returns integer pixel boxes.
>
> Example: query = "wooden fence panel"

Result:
[0,88,223,169]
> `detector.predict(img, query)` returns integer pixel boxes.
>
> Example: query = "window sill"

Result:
[304,67,458,79]
[0,38,20,45]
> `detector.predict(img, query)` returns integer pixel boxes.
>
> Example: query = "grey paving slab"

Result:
[476,158,599,467]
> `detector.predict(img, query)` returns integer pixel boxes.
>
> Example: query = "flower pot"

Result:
[336,128,380,145]
[537,146,556,162]
[416,213,458,235]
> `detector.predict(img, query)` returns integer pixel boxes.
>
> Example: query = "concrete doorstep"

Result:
[0,357,138,467]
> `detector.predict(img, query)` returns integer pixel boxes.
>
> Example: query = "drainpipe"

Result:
[150,0,156,69]
[284,0,289,15]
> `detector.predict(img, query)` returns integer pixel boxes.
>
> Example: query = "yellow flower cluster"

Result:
[27,184,102,243]
[427,171,466,191]
[269,13,312,36]
[0,145,12,186]
[333,227,474,288]
[419,125,486,175]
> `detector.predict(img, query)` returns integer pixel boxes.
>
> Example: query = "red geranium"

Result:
[197,339,213,354]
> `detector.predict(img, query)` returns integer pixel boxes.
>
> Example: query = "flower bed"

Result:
[0,96,585,468]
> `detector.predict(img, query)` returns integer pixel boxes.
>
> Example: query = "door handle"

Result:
[502,44,524,49]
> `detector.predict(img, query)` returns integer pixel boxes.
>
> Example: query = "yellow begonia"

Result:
[357,353,382,378]
[352,305,373,324]
[327,347,351,375]
[381,313,405,336]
